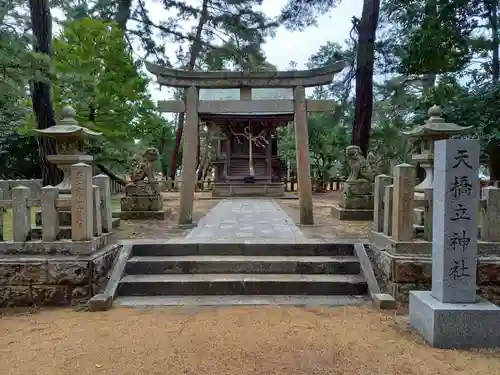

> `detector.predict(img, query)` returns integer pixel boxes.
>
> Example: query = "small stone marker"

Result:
[12,186,31,242]
[41,185,60,241]
[92,185,103,237]
[373,175,392,232]
[409,139,500,349]
[391,164,414,241]
[71,163,93,241]
[93,174,113,233]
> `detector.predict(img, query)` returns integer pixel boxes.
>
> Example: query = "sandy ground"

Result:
[1,306,499,375]
[279,192,372,240]
[116,194,218,239]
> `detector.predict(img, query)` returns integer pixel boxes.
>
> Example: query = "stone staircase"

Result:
[114,242,369,307]
[228,157,267,179]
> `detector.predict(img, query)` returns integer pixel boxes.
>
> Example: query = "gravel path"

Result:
[1,306,499,375]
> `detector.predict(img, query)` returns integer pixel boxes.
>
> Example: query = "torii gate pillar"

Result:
[294,86,314,225]
[178,86,198,225]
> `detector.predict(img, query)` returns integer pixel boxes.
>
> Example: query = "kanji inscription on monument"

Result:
[431,139,479,303]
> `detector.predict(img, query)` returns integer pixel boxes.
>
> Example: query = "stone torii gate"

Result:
[146,62,345,225]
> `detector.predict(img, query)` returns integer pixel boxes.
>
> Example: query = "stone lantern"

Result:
[403,105,472,192]
[34,106,102,192]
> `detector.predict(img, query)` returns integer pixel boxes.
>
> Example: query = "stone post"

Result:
[293,85,314,225]
[374,175,392,232]
[392,164,415,241]
[432,139,480,303]
[178,85,198,225]
[71,163,93,241]
[92,174,113,233]
[383,184,393,236]
[92,185,103,237]
[481,186,500,242]
[423,187,433,241]
[40,186,59,241]
[12,186,31,242]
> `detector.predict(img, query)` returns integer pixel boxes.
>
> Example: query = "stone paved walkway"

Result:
[184,199,309,243]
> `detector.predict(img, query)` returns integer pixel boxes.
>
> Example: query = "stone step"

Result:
[131,242,356,257]
[115,295,369,307]
[125,255,361,275]
[117,273,367,296]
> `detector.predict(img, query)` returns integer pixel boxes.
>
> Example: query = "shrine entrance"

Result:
[201,89,293,198]
[146,62,345,225]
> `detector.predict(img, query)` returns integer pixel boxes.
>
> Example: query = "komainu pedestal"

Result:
[120,181,169,220]
[331,146,374,221]
[341,180,374,208]
[118,148,170,220]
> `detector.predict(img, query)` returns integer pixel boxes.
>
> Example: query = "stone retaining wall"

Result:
[369,245,500,305]
[0,179,42,199]
[0,243,121,307]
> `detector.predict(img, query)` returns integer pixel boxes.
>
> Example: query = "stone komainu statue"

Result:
[129,147,160,183]
[346,145,374,181]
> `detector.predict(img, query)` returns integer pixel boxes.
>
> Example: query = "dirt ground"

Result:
[1,305,499,375]
[116,191,370,240]
[116,193,218,239]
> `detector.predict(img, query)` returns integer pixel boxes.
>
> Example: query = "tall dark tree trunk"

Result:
[115,0,132,29]
[170,112,182,179]
[170,0,210,179]
[485,0,500,181]
[29,0,62,186]
[352,0,380,156]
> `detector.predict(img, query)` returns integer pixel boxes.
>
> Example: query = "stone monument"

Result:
[409,139,500,349]
[119,147,169,220]
[331,145,375,221]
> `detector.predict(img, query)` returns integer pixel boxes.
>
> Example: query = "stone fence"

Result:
[0,164,112,243]
[161,177,344,193]
[0,179,42,200]
[369,163,500,303]
[372,164,500,246]
[0,163,120,307]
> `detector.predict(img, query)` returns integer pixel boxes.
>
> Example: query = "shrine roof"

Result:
[199,88,293,115]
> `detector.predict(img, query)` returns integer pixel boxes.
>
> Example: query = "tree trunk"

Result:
[115,0,132,29]
[169,0,210,179]
[315,179,325,193]
[486,0,500,181]
[351,0,381,156]
[486,141,500,183]
[29,0,62,186]
[486,0,500,83]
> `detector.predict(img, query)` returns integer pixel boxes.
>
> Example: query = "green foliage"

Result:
[279,115,350,180]
[386,0,475,74]
[52,18,147,137]
[0,1,48,178]
[279,0,342,30]
[51,17,170,170]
